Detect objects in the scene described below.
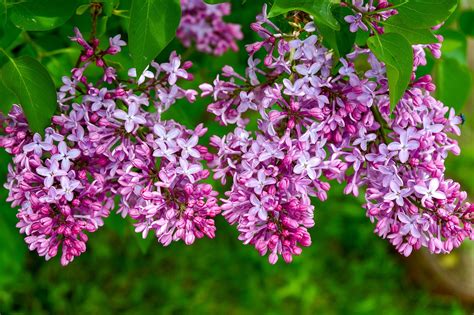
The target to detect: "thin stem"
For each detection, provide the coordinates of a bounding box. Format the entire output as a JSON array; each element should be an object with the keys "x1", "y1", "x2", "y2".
[{"x1": 90, "y1": 2, "x2": 102, "y2": 41}]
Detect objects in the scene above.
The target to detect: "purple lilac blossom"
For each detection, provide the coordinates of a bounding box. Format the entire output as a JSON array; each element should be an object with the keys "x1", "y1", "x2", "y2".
[
  {"x1": 201, "y1": 4, "x2": 473, "y2": 264},
  {"x1": 177, "y1": 0, "x2": 243, "y2": 56},
  {"x1": 0, "y1": 28, "x2": 219, "y2": 266}
]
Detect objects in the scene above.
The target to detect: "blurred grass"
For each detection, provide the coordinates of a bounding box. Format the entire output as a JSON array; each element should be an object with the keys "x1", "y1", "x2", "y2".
[{"x1": 0, "y1": 0, "x2": 473, "y2": 314}]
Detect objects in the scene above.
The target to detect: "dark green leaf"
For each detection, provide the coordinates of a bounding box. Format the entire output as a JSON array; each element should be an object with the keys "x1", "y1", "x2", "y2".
[
  {"x1": 459, "y1": 10, "x2": 474, "y2": 37},
  {"x1": 129, "y1": 0, "x2": 181, "y2": 75},
  {"x1": 269, "y1": 0, "x2": 340, "y2": 30},
  {"x1": 435, "y1": 57, "x2": 472, "y2": 111},
  {"x1": 0, "y1": 78, "x2": 18, "y2": 111},
  {"x1": 0, "y1": 20, "x2": 22, "y2": 50},
  {"x1": 318, "y1": 7, "x2": 356, "y2": 58},
  {"x1": 0, "y1": 54, "x2": 57, "y2": 133},
  {"x1": 0, "y1": 0, "x2": 7, "y2": 29},
  {"x1": 367, "y1": 33, "x2": 413, "y2": 112},
  {"x1": 383, "y1": 22, "x2": 437, "y2": 44},
  {"x1": 355, "y1": 29, "x2": 370, "y2": 47},
  {"x1": 389, "y1": 0, "x2": 457, "y2": 29},
  {"x1": 9, "y1": 0, "x2": 79, "y2": 31}
]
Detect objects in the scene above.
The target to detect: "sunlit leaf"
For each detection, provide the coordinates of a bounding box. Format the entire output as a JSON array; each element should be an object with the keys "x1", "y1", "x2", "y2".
[{"x1": 128, "y1": 0, "x2": 181, "y2": 75}]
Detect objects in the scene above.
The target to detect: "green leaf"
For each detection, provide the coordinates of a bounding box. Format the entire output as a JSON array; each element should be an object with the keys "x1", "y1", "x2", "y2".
[
  {"x1": 318, "y1": 7, "x2": 356, "y2": 58},
  {"x1": 439, "y1": 29, "x2": 467, "y2": 64},
  {"x1": 0, "y1": 78, "x2": 18, "y2": 112},
  {"x1": 9, "y1": 0, "x2": 79, "y2": 31},
  {"x1": 97, "y1": 0, "x2": 116, "y2": 17},
  {"x1": 128, "y1": 0, "x2": 181, "y2": 75},
  {"x1": 435, "y1": 58, "x2": 472, "y2": 111},
  {"x1": 383, "y1": 22, "x2": 437, "y2": 44},
  {"x1": 76, "y1": 4, "x2": 90, "y2": 15},
  {"x1": 367, "y1": 33, "x2": 413, "y2": 112},
  {"x1": 459, "y1": 10, "x2": 474, "y2": 37},
  {"x1": 269, "y1": 0, "x2": 340, "y2": 30},
  {"x1": 0, "y1": 0, "x2": 7, "y2": 29},
  {"x1": 0, "y1": 54, "x2": 57, "y2": 133},
  {"x1": 389, "y1": 0, "x2": 458, "y2": 29},
  {"x1": 97, "y1": 15, "x2": 109, "y2": 37},
  {"x1": 0, "y1": 20, "x2": 21, "y2": 50},
  {"x1": 355, "y1": 29, "x2": 370, "y2": 46}
]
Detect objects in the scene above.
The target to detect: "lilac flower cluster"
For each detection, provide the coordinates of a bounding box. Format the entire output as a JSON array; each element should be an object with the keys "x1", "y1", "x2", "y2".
[
  {"x1": 201, "y1": 5, "x2": 473, "y2": 263},
  {"x1": 177, "y1": 0, "x2": 243, "y2": 55},
  {"x1": 343, "y1": 0, "x2": 398, "y2": 33},
  {"x1": 0, "y1": 28, "x2": 219, "y2": 265}
]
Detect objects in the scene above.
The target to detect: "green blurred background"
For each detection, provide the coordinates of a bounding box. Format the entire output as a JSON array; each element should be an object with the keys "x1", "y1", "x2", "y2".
[{"x1": 0, "y1": 0, "x2": 473, "y2": 314}]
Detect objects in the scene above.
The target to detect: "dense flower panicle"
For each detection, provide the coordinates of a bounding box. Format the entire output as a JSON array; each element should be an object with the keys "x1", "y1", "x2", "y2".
[
  {"x1": 202, "y1": 4, "x2": 473, "y2": 263},
  {"x1": 0, "y1": 1, "x2": 472, "y2": 267},
  {"x1": 178, "y1": 0, "x2": 243, "y2": 55},
  {"x1": 1, "y1": 105, "x2": 115, "y2": 266},
  {"x1": 0, "y1": 28, "x2": 219, "y2": 265}
]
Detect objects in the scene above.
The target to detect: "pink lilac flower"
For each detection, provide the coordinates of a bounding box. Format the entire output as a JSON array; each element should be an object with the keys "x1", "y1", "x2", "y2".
[
  {"x1": 202, "y1": 3, "x2": 472, "y2": 264},
  {"x1": 0, "y1": 28, "x2": 219, "y2": 266},
  {"x1": 177, "y1": 0, "x2": 243, "y2": 56},
  {"x1": 113, "y1": 103, "x2": 146, "y2": 133},
  {"x1": 345, "y1": 13, "x2": 368, "y2": 32}
]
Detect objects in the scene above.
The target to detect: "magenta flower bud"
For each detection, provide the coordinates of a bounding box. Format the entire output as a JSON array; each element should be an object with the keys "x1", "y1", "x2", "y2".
[
  {"x1": 245, "y1": 41, "x2": 264, "y2": 54},
  {"x1": 96, "y1": 58, "x2": 105, "y2": 67},
  {"x1": 282, "y1": 251, "x2": 293, "y2": 263},
  {"x1": 263, "y1": 55, "x2": 272, "y2": 67},
  {"x1": 85, "y1": 48, "x2": 94, "y2": 57},
  {"x1": 377, "y1": 0, "x2": 390, "y2": 9},
  {"x1": 282, "y1": 217, "x2": 299, "y2": 229},
  {"x1": 278, "y1": 177, "x2": 290, "y2": 190},
  {"x1": 250, "y1": 22, "x2": 263, "y2": 33},
  {"x1": 76, "y1": 170, "x2": 87, "y2": 180},
  {"x1": 182, "y1": 60, "x2": 193, "y2": 69},
  {"x1": 346, "y1": 124, "x2": 357, "y2": 135}
]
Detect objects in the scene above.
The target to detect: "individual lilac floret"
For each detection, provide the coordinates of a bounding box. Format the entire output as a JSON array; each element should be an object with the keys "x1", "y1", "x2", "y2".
[{"x1": 177, "y1": 0, "x2": 243, "y2": 56}]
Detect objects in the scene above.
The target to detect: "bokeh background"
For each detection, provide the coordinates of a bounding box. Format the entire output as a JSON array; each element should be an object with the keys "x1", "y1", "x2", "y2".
[{"x1": 0, "y1": 0, "x2": 473, "y2": 314}]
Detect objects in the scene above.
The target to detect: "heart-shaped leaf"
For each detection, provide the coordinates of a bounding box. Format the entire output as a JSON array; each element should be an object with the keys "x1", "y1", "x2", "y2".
[{"x1": 128, "y1": 0, "x2": 181, "y2": 75}]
